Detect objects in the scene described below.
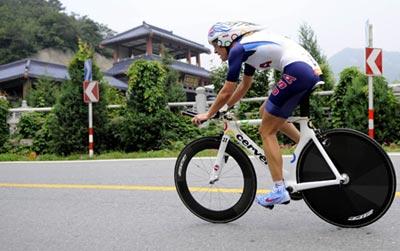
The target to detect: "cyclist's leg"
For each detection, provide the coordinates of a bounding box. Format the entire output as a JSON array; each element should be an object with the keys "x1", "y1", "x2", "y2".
[
  {"x1": 259, "y1": 111, "x2": 286, "y2": 182},
  {"x1": 260, "y1": 101, "x2": 300, "y2": 143},
  {"x1": 257, "y1": 111, "x2": 291, "y2": 207},
  {"x1": 279, "y1": 120, "x2": 300, "y2": 143},
  {"x1": 256, "y1": 62, "x2": 319, "y2": 208}
]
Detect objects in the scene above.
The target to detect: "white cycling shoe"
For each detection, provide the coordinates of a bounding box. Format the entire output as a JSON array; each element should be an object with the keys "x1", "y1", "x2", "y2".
[{"x1": 256, "y1": 185, "x2": 290, "y2": 209}]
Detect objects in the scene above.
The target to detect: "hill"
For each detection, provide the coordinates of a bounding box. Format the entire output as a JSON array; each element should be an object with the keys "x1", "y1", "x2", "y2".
[
  {"x1": 328, "y1": 48, "x2": 400, "y2": 83},
  {"x1": 0, "y1": 0, "x2": 115, "y2": 65}
]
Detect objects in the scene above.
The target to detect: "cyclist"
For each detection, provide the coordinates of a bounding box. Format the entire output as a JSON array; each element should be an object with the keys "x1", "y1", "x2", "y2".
[{"x1": 192, "y1": 21, "x2": 322, "y2": 208}]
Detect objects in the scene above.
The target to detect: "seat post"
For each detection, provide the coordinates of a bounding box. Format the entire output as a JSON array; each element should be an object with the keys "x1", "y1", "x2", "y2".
[
  {"x1": 300, "y1": 96, "x2": 310, "y2": 117},
  {"x1": 299, "y1": 81, "x2": 325, "y2": 117}
]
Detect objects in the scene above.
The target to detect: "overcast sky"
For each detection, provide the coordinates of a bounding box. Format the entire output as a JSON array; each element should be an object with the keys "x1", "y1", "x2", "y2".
[{"x1": 60, "y1": 0, "x2": 399, "y2": 69}]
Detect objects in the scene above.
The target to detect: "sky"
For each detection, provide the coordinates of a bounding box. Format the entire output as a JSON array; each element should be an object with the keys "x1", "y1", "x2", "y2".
[{"x1": 59, "y1": 0, "x2": 400, "y2": 70}]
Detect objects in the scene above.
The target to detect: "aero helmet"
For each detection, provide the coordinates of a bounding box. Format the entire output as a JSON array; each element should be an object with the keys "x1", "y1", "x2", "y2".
[{"x1": 208, "y1": 21, "x2": 263, "y2": 47}]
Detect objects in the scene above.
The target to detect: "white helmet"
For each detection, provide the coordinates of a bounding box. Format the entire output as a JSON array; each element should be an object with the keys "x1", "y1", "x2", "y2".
[{"x1": 208, "y1": 21, "x2": 263, "y2": 47}]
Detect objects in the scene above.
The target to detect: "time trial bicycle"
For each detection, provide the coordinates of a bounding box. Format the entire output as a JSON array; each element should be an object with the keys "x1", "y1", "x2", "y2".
[{"x1": 174, "y1": 83, "x2": 396, "y2": 228}]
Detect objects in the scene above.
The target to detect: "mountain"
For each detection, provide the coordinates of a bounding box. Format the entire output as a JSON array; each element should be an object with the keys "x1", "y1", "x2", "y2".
[{"x1": 328, "y1": 48, "x2": 400, "y2": 83}]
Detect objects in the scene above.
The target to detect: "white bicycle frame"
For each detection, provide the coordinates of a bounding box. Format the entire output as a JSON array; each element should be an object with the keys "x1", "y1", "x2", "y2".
[{"x1": 209, "y1": 114, "x2": 348, "y2": 192}]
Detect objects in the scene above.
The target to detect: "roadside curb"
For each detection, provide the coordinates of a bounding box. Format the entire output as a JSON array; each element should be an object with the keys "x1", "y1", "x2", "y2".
[{"x1": 1, "y1": 153, "x2": 399, "y2": 164}]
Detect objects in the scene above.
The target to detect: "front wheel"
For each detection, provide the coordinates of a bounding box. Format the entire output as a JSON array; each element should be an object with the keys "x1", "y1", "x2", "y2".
[
  {"x1": 174, "y1": 136, "x2": 257, "y2": 223},
  {"x1": 297, "y1": 128, "x2": 396, "y2": 228}
]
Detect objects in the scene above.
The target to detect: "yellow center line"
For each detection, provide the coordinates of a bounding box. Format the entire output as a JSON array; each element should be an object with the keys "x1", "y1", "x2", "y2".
[
  {"x1": 0, "y1": 183, "x2": 249, "y2": 193},
  {"x1": 0, "y1": 183, "x2": 176, "y2": 191},
  {"x1": 0, "y1": 183, "x2": 399, "y2": 197}
]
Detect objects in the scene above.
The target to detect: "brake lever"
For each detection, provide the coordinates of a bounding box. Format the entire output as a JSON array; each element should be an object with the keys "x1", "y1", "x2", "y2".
[{"x1": 181, "y1": 108, "x2": 229, "y2": 123}]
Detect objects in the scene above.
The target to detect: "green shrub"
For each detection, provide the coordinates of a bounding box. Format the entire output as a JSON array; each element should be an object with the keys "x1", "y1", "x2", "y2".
[
  {"x1": 118, "y1": 60, "x2": 169, "y2": 151},
  {"x1": 32, "y1": 113, "x2": 55, "y2": 154},
  {"x1": 49, "y1": 41, "x2": 109, "y2": 155},
  {"x1": 127, "y1": 59, "x2": 167, "y2": 113},
  {"x1": 161, "y1": 50, "x2": 186, "y2": 103},
  {"x1": 26, "y1": 77, "x2": 60, "y2": 107},
  {"x1": 310, "y1": 92, "x2": 332, "y2": 130},
  {"x1": 332, "y1": 67, "x2": 400, "y2": 144},
  {"x1": 0, "y1": 98, "x2": 9, "y2": 152},
  {"x1": 103, "y1": 82, "x2": 126, "y2": 106},
  {"x1": 331, "y1": 67, "x2": 362, "y2": 128},
  {"x1": 119, "y1": 109, "x2": 169, "y2": 151},
  {"x1": 18, "y1": 112, "x2": 45, "y2": 139}
]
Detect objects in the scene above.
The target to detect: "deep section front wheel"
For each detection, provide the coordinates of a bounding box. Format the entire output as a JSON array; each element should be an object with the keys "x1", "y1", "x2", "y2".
[
  {"x1": 175, "y1": 136, "x2": 257, "y2": 223},
  {"x1": 297, "y1": 128, "x2": 396, "y2": 228}
]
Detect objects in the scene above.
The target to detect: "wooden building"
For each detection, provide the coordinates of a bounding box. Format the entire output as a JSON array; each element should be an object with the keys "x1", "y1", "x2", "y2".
[
  {"x1": 0, "y1": 59, "x2": 127, "y2": 102},
  {"x1": 101, "y1": 22, "x2": 214, "y2": 101}
]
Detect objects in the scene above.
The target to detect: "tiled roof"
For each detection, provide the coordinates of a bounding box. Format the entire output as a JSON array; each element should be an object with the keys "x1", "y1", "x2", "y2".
[
  {"x1": 104, "y1": 74, "x2": 128, "y2": 91},
  {"x1": 106, "y1": 54, "x2": 210, "y2": 79},
  {"x1": 0, "y1": 59, "x2": 128, "y2": 90},
  {"x1": 101, "y1": 21, "x2": 210, "y2": 54},
  {"x1": 0, "y1": 59, "x2": 68, "y2": 82}
]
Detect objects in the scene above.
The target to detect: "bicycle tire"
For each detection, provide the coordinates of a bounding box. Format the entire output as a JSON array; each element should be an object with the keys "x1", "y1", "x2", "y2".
[
  {"x1": 297, "y1": 128, "x2": 396, "y2": 228},
  {"x1": 175, "y1": 136, "x2": 257, "y2": 223}
]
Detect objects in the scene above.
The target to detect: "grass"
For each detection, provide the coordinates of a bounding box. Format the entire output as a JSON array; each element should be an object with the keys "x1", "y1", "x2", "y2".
[
  {"x1": 0, "y1": 150, "x2": 181, "y2": 162},
  {"x1": 0, "y1": 144, "x2": 399, "y2": 162}
]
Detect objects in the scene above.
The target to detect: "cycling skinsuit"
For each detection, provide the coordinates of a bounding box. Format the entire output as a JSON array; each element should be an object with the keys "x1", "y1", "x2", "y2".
[{"x1": 226, "y1": 31, "x2": 322, "y2": 119}]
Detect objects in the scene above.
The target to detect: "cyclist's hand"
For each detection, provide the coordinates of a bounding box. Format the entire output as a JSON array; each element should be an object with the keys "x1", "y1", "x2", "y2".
[{"x1": 192, "y1": 113, "x2": 210, "y2": 126}]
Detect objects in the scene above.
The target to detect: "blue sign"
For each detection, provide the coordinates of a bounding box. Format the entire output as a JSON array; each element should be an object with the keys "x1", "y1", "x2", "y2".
[{"x1": 84, "y1": 59, "x2": 93, "y2": 81}]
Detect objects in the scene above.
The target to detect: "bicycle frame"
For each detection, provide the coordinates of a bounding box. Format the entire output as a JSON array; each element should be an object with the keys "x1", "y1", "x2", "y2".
[{"x1": 210, "y1": 114, "x2": 347, "y2": 192}]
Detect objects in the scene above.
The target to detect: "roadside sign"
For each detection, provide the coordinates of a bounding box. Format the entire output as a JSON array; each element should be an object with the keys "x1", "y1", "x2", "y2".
[
  {"x1": 83, "y1": 81, "x2": 99, "y2": 103},
  {"x1": 365, "y1": 48, "x2": 383, "y2": 76}
]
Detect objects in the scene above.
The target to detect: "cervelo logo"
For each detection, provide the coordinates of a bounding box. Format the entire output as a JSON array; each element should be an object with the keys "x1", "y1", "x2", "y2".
[{"x1": 236, "y1": 134, "x2": 267, "y2": 165}]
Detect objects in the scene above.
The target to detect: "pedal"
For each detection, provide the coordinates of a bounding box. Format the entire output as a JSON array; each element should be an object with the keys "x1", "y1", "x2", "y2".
[
  {"x1": 289, "y1": 192, "x2": 303, "y2": 201},
  {"x1": 264, "y1": 200, "x2": 290, "y2": 210}
]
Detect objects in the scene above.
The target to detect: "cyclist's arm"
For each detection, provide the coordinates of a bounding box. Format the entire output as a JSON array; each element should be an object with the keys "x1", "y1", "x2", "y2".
[
  {"x1": 206, "y1": 81, "x2": 236, "y2": 117},
  {"x1": 205, "y1": 45, "x2": 246, "y2": 117},
  {"x1": 226, "y1": 73, "x2": 253, "y2": 107}
]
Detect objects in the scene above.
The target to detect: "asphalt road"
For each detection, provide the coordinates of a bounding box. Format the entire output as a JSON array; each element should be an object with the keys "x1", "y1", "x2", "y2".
[{"x1": 0, "y1": 155, "x2": 399, "y2": 251}]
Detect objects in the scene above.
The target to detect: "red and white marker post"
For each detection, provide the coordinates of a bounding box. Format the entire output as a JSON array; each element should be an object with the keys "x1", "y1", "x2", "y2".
[
  {"x1": 83, "y1": 60, "x2": 100, "y2": 158},
  {"x1": 365, "y1": 21, "x2": 383, "y2": 139}
]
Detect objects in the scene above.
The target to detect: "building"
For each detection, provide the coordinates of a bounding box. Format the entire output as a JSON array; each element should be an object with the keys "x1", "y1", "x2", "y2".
[
  {"x1": 0, "y1": 58, "x2": 127, "y2": 102},
  {"x1": 0, "y1": 22, "x2": 214, "y2": 103},
  {"x1": 101, "y1": 21, "x2": 214, "y2": 101}
]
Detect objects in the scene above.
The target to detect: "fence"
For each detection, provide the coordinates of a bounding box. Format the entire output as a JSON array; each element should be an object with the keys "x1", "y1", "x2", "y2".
[{"x1": 7, "y1": 87, "x2": 333, "y2": 133}]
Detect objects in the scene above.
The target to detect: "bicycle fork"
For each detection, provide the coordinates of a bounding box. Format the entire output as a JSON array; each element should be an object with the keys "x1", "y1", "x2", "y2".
[{"x1": 209, "y1": 134, "x2": 230, "y2": 184}]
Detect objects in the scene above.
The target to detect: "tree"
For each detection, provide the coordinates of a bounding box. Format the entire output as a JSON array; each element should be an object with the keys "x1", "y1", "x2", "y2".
[
  {"x1": 0, "y1": 0, "x2": 114, "y2": 64},
  {"x1": 26, "y1": 77, "x2": 60, "y2": 107},
  {"x1": 331, "y1": 67, "x2": 363, "y2": 128},
  {"x1": 237, "y1": 69, "x2": 272, "y2": 119},
  {"x1": 332, "y1": 67, "x2": 400, "y2": 143},
  {"x1": 297, "y1": 23, "x2": 336, "y2": 129},
  {"x1": 298, "y1": 23, "x2": 335, "y2": 90},
  {"x1": 49, "y1": 41, "x2": 109, "y2": 155},
  {"x1": 160, "y1": 49, "x2": 186, "y2": 103},
  {"x1": 116, "y1": 60, "x2": 170, "y2": 151},
  {"x1": 210, "y1": 64, "x2": 228, "y2": 93},
  {"x1": 0, "y1": 1, "x2": 39, "y2": 63},
  {"x1": 127, "y1": 60, "x2": 167, "y2": 113}
]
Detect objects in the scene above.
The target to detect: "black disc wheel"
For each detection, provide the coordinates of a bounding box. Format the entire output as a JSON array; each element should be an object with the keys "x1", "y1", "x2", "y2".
[
  {"x1": 297, "y1": 129, "x2": 396, "y2": 228},
  {"x1": 174, "y1": 136, "x2": 257, "y2": 223}
]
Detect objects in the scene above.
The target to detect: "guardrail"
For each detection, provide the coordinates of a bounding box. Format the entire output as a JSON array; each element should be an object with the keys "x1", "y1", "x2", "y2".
[{"x1": 7, "y1": 87, "x2": 333, "y2": 133}]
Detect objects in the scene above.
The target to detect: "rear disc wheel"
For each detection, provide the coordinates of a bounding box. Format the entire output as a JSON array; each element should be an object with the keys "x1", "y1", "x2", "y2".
[{"x1": 297, "y1": 129, "x2": 396, "y2": 228}]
